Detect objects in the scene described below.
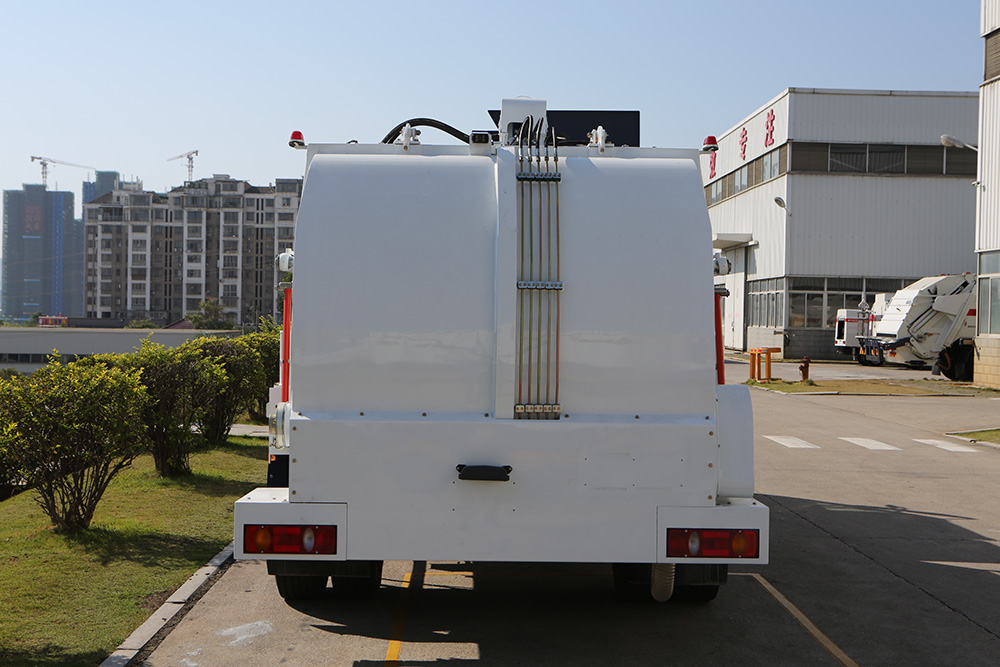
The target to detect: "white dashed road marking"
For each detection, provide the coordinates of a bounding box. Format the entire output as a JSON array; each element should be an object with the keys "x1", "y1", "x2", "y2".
[
  {"x1": 913, "y1": 439, "x2": 979, "y2": 453},
  {"x1": 764, "y1": 435, "x2": 821, "y2": 449},
  {"x1": 839, "y1": 437, "x2": 901, "y2": 451}
]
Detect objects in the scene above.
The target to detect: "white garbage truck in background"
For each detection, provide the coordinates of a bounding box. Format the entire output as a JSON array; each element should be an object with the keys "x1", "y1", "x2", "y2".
[
  {"x1": 853, "y1": 274, "x2": 978, "y2": 380},
  {"x1": 234, "y1": 98, "x2": 768, "y2": 603}
]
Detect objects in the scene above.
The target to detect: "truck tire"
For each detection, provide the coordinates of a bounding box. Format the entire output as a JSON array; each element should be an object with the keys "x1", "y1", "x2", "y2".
[
  {"x1": 274, "y1": 574, "x2": 327, "y2": 600},
  {"x1": 672, "y1": 563, "x2": 725, "y2": 602},
  {"x1": 333, "y1": 560, "x2": 383, "y2": 598},
  {"x1": 940, "y1": 345, "x2": 974, "y2": 382}
]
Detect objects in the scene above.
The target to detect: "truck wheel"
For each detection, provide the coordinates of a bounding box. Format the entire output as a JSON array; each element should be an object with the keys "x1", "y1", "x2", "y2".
[
  {"x1": 334, "y1": 561, "x2": 384, "y2": 598},
  {"x1": 941, "y1": 345, "x2": 974, "y2": 381},
  {"x1": 855, "y1": 352, "x2": 871, "y2": 366},
  {"x1": 274, "y1": 574, "x2": 327, "y2": 600}
]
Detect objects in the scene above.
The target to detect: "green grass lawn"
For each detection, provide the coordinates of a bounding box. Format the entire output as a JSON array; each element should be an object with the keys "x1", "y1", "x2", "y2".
[
  {"x1": 0, "y1": 436, "x2": 266, "y2": 667},
  {"x1": 954, "y1": 428, "x2": 1000, "y2": 444},
  {"x1": 745, "y1": 378, "x2": 997, "y2": 396}
]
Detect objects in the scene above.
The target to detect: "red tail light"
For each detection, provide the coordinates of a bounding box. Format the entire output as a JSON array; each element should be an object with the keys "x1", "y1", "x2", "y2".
[
  {"x1": 244, "y1": 525, "x2": 337, "y2": 554},
  {"x1": 667, "y1": 528, "x2": 759, "y2": 558}
]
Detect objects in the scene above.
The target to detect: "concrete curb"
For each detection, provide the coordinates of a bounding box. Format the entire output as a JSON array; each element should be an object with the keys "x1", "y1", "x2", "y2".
[{"x1": 99, "y1": 542, "x2": 234, "y2": 667}]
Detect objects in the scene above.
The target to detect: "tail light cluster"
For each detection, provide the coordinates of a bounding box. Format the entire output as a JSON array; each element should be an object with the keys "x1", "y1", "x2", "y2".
[
  {"x1": 667, "y1": 528, "x2": 759, "y2": 558},
  {"x1": 244, "y1": 525, "x2": 337, "y2": 555}
]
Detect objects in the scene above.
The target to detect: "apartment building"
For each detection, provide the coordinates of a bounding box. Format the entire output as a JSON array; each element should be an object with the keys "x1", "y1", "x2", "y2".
[
  {"x1": 84, "y1": 174, "x2": 301, "y2": 325},
  {"x1": 2, "y1": 184, "x2": 82, "y2": 320}
]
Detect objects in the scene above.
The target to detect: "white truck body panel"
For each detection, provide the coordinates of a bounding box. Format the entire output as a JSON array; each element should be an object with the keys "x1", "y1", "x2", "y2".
[{"x1": 236, "y1": 104, "x2": 767, "y2": 567}]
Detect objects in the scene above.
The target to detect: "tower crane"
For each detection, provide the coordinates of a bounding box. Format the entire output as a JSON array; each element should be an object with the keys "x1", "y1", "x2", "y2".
[
  {"x1": 167, "y1": 150, "x2": 199, "y2": 181},
  {"x1": 30, "y1": 156, "x2": 95, "y2": 187}
]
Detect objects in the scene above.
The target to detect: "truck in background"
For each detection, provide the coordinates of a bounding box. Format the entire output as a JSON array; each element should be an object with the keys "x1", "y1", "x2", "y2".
[
  {"x1": 834, "y1": 293, "x2": 890, "y2": 365},
  {"x1": 234, "y1": 98, "x2": 768, "y2": 604},
  {"x1": 853, "y1": 274, "x2": 977, "y2": 380}
]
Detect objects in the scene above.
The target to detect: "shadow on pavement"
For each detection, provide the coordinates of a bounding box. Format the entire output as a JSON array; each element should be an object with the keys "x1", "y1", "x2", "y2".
[{"x1": 269, "y1": 494, "x2": 1000, "y2": 666}]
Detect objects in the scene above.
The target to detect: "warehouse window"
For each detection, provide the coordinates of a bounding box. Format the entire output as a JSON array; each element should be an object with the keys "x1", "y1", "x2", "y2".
[
  {"x1": 986, "y1": 29, "x2": 1000, "y2": 81},
  {"x1": 980, "y1": 251, "x2": 1000, "y2": 335},
  {"x1": 868, "y1": 145, "x2": 905, "y2": 173},
  {"x1": 945, "y1": 147, "x2": 977, "y2": 176},
  {"x1": 830, "y1": 144, "x2": 867, "y2": 172}
]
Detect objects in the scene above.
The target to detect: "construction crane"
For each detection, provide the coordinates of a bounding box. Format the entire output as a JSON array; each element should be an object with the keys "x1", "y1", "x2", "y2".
[
  {"x1": 30, "y1": 156, "x2": 95, "y2": 187},
  {"x1": 167, "y1": 150, "x2": 199, "y2": 181}
]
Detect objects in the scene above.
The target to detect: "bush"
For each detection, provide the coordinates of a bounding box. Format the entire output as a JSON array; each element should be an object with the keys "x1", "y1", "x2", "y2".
[
  {"x1": 184, "y1": 336, "x2": 262, "y2": 446},
  {"x1": 0, "y1": 361, "x2": 149, "y2": 531},
  {"x1": 77, "y1": 343, "x2": 227, "y2": 477},
  {"x1": 240, "y1": 327, "x2": 280, "y2": 420}
]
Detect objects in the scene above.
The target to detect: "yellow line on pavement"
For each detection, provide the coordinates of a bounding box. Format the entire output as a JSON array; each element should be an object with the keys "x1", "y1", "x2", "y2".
[
  {"x1": 385, "y1": 562, "x2": 425, "y2": 667},
  {"x1": 748, "y1": 573, "x2": 860, "y2": 667}
]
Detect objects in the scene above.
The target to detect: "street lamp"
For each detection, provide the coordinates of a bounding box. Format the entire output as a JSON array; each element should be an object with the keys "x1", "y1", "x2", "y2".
[
  {"x1": 940, "y1": 134, "x2": 978, "y2": 152},
  {"x1": 774, "y1": 196, "x2": 790, "y2": 216}
]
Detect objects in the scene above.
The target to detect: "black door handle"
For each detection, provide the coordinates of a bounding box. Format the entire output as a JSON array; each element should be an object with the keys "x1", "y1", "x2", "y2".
[{"x1": 456, "y1": 464, "x2": 512, "y2": 481}]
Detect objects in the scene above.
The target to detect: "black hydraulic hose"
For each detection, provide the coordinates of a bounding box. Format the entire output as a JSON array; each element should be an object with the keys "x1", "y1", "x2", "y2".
[{"x1": 380, "y1": 118, "x2": 470, "y2": 145}]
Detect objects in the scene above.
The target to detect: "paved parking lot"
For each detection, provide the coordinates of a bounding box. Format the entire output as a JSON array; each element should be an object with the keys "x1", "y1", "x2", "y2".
[{"x1": 140, "y1": 362, "x2": 1000, "y2": 666}]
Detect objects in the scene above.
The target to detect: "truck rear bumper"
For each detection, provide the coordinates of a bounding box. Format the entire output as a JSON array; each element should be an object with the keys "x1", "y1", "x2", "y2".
[{"x1": 235, "y1": 487, "x2": 769, "y2": 565}]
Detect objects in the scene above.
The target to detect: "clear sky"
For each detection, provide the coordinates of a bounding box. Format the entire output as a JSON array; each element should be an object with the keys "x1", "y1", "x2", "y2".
[{"x1": 0, "y1": 0, "x2": 984, "y2": 264}]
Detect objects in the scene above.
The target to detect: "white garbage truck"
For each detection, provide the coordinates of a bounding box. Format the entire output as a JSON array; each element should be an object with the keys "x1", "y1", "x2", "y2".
[
  {"x1": 855, "y1": 274, "x2": 977, "y2": 380},
  {"x1": 234, "y1": 98, "x2": 768, "y2": 603}
]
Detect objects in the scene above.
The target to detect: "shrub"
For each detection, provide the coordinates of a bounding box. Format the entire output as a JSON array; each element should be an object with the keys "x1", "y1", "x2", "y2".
[
  {"x1": 184, "y1": 336, "x2": 262, "y2": 446},
  {"x1": 0, "y1": 361, "x2": 149, "y2": 531},
  {"x1": 240, "y1": 328, "x2": 280, "y2": 420},
  {"x1": 77, "y1": 343, "x2": 227, "y2": 477}
]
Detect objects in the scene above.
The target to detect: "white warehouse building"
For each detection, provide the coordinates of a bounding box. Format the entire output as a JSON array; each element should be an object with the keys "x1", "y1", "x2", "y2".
[
  {"x1": 976, "y1": 2, "x2": 1000, "y2": 389},
  {"x1": 703, "y1": 88, "x2": 978, "y2": 360}
]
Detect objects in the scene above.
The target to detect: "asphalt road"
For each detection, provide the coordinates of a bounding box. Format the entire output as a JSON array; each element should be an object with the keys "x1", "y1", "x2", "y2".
[{"x1": 142, "y1": 363, "x2": 1000, "y2": 666}]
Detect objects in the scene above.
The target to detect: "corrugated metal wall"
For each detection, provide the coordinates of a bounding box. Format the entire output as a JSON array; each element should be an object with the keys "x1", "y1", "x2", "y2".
[
  {"x1": 788, "y1": 90, "x2": 978, "y2": 145},
  {"x1": 708, "y1": 178, "x2": 788, "y2": 279},
  {"x1": 980, "y1": 83, "x2": 1000, "y2": 251},
  {"x1": 983, "y1": 0, "x2": 1000, "y2": 36},
  {"x1": 788, "y1": 174, "x2": 976, "y2": 277}
]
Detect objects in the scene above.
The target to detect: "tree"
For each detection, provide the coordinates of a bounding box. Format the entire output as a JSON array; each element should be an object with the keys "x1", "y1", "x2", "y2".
[
  {"x1": 189, "y1": 298, "x2": 235, "y2": 330},
  {"x1": 0, "y1": 361, "x2": 149, "y2": 531},
  {"x1": 183, "y1": 336, "x2": 262, "y2": 446}
]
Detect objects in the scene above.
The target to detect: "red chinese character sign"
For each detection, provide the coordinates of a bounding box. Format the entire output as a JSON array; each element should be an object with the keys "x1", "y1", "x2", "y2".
[
  {"x1": 739, "y1": 128, "x2": 748, "y2": 160},
  {"x1": 764, "y1": 109, "x2": 775, "y2": 147},
  {"x1": 709, "y1": 151, "x2": 717, "y2": 179}
]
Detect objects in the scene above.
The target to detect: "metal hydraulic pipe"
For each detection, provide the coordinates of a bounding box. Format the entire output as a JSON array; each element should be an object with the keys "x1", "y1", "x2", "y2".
[
  {"x1": 544, "y1": 139, "x2": 552, "y2": 413},
  {"x1": 525, "y1": 121, "x2": 534, "y2": 408},
  {"x1": 517, "y1": 123, "x2": 532, "y2": 412},
  {"x1": 535, "y1": 124, "x2": 544, "y2": 418},
  {"x1": 553, "y1": 128, "x2": 561, "y2": 410}
]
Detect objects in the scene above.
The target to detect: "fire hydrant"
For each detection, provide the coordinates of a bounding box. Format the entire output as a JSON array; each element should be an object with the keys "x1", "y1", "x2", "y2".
[{"x1": 799, "y1": 357, "x2": 810, "y2": 381}]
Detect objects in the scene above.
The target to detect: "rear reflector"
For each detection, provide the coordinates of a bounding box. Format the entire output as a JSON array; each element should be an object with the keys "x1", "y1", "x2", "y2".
[
  {"x1": 667, "y1": 528, "x2": 759, "y2": 558},
  {"x1": 243, "y1": 525, "x2": 337, "y2": 555}
]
